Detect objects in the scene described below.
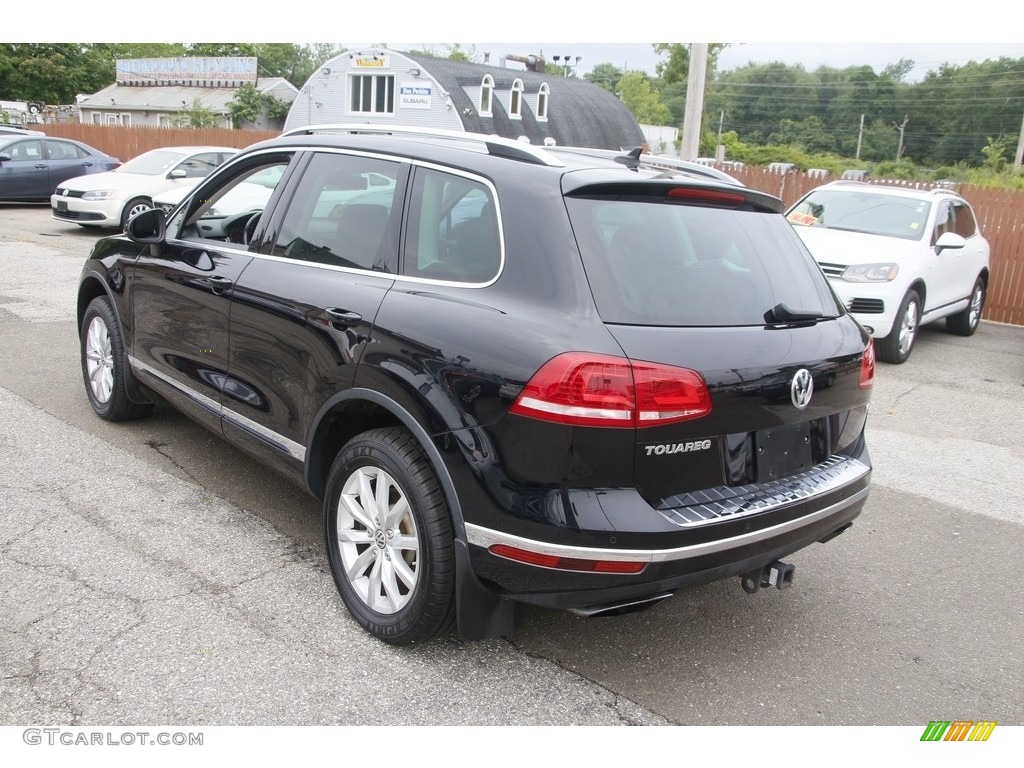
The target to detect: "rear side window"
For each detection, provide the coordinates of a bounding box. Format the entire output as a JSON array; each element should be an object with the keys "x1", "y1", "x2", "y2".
[
  {"x1": 47, "y1": 140, "x2": 87, "y2": 160},
  {"x1": 175, "y1": 152, "x2": 227, "y2": 178},
  {"x1": 402, "y1": 167, "x2": 501, "y2": 283},
  {"x1": 567, "y1": 198, "x2": 842, "y2": 327},
  {"x1": 952, "y1": 201, "x2": 978, "y2": 238}
]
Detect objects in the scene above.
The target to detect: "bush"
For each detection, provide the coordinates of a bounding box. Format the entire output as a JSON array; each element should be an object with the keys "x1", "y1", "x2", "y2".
[{"x1": 873, "y1": 160, "x2": 919, "y2": 180}]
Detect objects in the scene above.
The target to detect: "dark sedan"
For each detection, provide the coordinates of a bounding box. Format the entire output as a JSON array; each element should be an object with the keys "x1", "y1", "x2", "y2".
[{"x1": 0, "y1": 136, "x2": 120, "y2": 202}]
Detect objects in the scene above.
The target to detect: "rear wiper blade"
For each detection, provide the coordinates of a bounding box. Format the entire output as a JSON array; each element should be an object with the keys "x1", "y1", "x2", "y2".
[{"x1": 766, "y1": 303, "x2": 826, "y2": 324}]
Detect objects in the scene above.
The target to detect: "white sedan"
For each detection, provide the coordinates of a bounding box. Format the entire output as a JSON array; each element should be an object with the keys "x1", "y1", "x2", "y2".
[{"x1": 51, "y1": 145, "x2": 237, "y2": 229}]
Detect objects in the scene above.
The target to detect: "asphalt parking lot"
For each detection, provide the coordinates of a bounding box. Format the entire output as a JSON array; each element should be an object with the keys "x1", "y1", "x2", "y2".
[{"x1": 1, "y1": 204, "x2": 1022, "y2": 730}]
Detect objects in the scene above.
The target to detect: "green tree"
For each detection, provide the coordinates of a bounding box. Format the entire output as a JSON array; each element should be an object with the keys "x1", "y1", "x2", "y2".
[
  {"x1": 0, "y1": 44, "x2": 114, "y2": 104},
  {"x1": 185, "y1": 43, "x2": 257, "y2": 58},
  {"x1": 857, "y1": 118, "x2": 900, "y2": 163},
  {"x1": 176, "y1": 98, "x2": 222, "y2": 128},
  {"x1": 769, "y1": 116, "x2": 834, "y2": 154},
  {"x1": 227, "y1": 83, "x2": 290, "y2": 128},
  {"x1": 616, "y1": 72, "x2": 671, "y2": 125},
  {"x1": 584, "y1": 62, "x2": 624, "y2": 93},
  {"x1": 250, "y1": 43, "x2": 345, "y2": 87},
  {"x1": 401, "y1": 44, "x2": 478, "y2": 63},
  {"x1": 980, "y1": 137, "x2": 1008, "y2": 171},
  {"x1": 905, "y1": 58, "x2": 1024, "y2": 166},
  {"x1": 712, "y1": 62, "x2": 816, "y2": 145},
  {"x1": 882, "y1": 58, "x2": 915, "y2": 82},
  {"x1": 653, "y1": 43, "x2": 728, "y2": 85}
]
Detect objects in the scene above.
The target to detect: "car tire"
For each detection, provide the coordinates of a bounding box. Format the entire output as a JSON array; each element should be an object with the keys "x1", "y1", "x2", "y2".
[
  {"x1": 877, "y1": 289, "x2": 921, "y2": 364},
  {"x1": 946, "y1": 278, "x2": 985, "y2": 337},
  {"x1": 323, "y1": 427, "x2": 456, "y2": 645},
  {"x1": 120, "y1": 197, "x2": 152, "y2": 230},
  {"x1": 80, "y1": 296, "x2": 153, "y2": 421}
]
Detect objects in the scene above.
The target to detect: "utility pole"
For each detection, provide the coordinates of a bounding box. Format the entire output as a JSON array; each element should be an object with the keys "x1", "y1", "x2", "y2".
[
  {"x1": 680, "y1": 43, "x2": 708, "y2": 161},
  {"x1": 716, "y1": 109, "x2": 725, "y2": 162},
  {"x1": 856, "y1": 114, "x2": 864, "y2": 160},
  {"x1": 1014, "y1": 105, "x2": 1024, "y2": 172},
  {"x1": 893, "y1": 114, "x2": 909, "y2": 160}
]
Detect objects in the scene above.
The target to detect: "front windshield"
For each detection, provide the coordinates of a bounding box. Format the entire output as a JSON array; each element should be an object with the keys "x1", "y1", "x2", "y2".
[
  {"x1": 116, "y1": 149, "x2": 187, "y2": 176},
  {"x1": 787, "y1": 189, "x2": 930, "y2": 240}
]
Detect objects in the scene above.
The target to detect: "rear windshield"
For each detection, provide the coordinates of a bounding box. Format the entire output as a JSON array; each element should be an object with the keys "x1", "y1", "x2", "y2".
[{"x1": 566, "y1": 197, "x2": 843, "y2": 327}]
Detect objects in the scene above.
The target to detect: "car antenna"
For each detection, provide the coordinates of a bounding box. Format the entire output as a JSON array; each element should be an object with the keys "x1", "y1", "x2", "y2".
[{"x1": 614, "y1": 146, "x2": 644, "y2": 170}]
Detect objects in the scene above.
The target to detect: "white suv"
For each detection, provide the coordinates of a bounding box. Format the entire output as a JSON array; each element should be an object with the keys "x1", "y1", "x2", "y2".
[{"x1": 786, "y1": 182, "x2": 990, "y2": 363}]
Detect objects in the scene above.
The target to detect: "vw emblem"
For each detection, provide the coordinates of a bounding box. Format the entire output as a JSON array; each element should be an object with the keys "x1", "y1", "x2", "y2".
[
  {"x1": 790, "y1": 369, "x2": 813, "y2": 410},
  {"x1": 63, "y1": 188, "x2": 69, "y2": 197},
  {"x1": 374, "y1": 529, "x2": 387, "y2": 549}
]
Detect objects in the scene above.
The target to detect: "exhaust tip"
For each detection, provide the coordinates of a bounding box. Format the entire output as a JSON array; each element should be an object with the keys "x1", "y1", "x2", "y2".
[{"x1": 569, "y1": 593, "x2": 673, "y2": 618}]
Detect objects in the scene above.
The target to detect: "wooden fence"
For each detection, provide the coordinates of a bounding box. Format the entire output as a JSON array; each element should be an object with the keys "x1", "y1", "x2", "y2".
[
  {"x1": 40, "y1": 124, "x2": 277, "y2": 159},
  {"x1": 36, "y1": 125, "x2": 1024, "y2": 326}
]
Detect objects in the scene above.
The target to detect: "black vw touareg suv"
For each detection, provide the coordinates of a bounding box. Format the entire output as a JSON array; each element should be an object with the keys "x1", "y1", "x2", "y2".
[{"x1": 77, "y1": 125, "x2": 874, "y2": 644}]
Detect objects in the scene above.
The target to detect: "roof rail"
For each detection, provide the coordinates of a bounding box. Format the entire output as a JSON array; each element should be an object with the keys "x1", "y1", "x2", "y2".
[
  {"x1": 280, "y1": 123, "x2": 564, "y2": 167},
  {"x1": 630, "y1": 152, "x2": 743, "y2": 185},
  {"x1": 549, "y1": 145, "x2": 743, "y2": 185}
]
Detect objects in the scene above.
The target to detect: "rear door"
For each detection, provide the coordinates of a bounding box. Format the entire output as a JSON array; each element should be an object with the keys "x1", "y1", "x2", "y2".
[{"x1": 45, "y1": 139, "x2": 98, "y2": 193}]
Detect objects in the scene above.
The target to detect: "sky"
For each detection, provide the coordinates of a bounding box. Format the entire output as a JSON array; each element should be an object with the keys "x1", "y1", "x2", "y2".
[{"x1": 22, "y1": 1, "x2": 1024, "y2": 84}]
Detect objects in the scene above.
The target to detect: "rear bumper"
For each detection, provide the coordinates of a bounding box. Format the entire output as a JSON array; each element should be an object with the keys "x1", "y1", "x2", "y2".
[{"x1": 462, "y1": 450, "x2": 870, "y2": 611}]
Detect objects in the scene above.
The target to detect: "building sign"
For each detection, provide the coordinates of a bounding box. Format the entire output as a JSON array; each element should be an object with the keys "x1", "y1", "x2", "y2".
[
  {"x1": 399, "y1": 83, "x2": 432, "y2": 110},
  {"x1": 352, "y1": 55, "x2": 391, "y2": 69},
  {"x1": 116, "y1": 57, "x2": 258, "y2": 87}
]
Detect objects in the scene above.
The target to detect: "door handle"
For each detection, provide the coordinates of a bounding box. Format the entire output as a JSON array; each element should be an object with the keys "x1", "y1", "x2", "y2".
[
  {"x1": 207, "y1": 275, "x2": 234, "y2": 293},
  {"x1": 324, "y1": 308, "x2": 362, "y2": 327},
  {"x1": 34, "y1": 163, "x2": 47, "y2": 169}
]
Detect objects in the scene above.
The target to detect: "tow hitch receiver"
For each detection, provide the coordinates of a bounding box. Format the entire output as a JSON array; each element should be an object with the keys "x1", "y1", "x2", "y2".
[{"x1": 741, "y1": 560, "x2": 795, "y2": 593}]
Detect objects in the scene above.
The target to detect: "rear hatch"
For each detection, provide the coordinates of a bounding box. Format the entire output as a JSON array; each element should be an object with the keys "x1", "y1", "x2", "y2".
[{"x1": 563, "y1": 176, "x2": 872, "y2": 507}]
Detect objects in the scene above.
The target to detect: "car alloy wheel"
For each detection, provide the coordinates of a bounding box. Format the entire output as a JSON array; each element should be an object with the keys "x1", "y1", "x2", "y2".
[
  {"x1": 947, "y1": 278, "x2": 985, "y2": 337},
  {"x1": 877, "y1": 289, "x2": 921, "y2": 364},
  {"x1": 897, "y1": 298, "x2": 918, "y2": 356},
  {"x1": 79, "y1": 296, "x2": 153, "y2": 421},
  {"x1": 337, "y1": 464, "x2": 421, "y2": 614},
  {"x1": 324, "y1": 427, "x2": 455, "y2": 644},
  {"x1": 85, "y1": 313, "x2": 114, "y2": 404}
]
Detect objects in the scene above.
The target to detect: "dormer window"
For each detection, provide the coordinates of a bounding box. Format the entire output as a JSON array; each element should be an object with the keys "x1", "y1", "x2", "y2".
[
  {"x1": 537, "y1": 83, "x2": 549, "y2": 120},
  {"x1": 510, "y1": 78, "x2": 524, "y2": 119},
  {"x1": 480, "y1": 75, "x2": 494, "y2": 116}
]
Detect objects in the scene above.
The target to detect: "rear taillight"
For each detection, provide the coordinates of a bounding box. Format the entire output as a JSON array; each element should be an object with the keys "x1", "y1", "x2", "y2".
[
  {"x1": 510, "y1": 352, "x2": 711, "y2": 428},
  {"x1": 859, "y1": 338, "x2": 875, "y2": 389}
]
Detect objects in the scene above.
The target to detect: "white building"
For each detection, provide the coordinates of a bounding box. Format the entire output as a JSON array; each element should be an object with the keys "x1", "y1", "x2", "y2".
[
  {"x1": 77, "y1": 57, "x2": 298, "y2": 129},
  {"x1": 285, "y1": 47, "x2": 645, "y2": 151}
]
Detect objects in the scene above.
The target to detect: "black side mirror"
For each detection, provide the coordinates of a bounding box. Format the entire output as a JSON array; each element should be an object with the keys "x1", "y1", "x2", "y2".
[{"x1": 125, "y1": 207, "x2": 166, "y2": 243}]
